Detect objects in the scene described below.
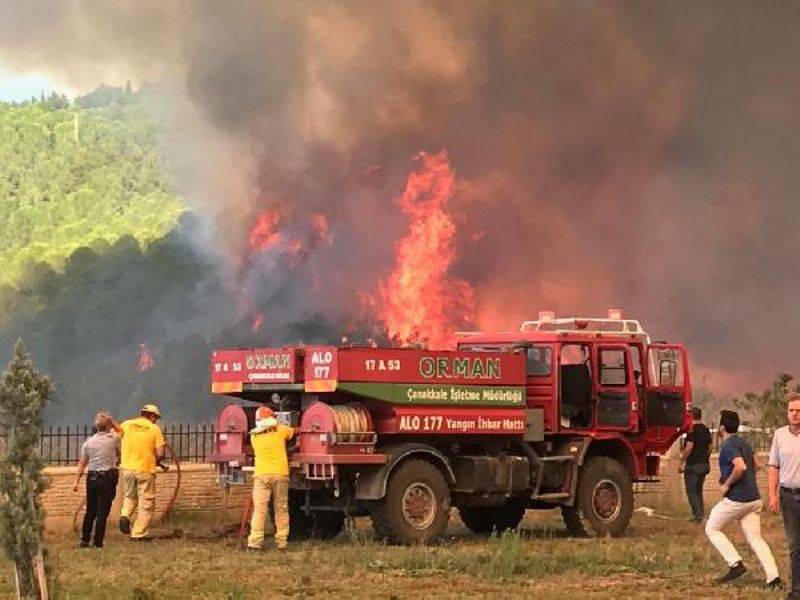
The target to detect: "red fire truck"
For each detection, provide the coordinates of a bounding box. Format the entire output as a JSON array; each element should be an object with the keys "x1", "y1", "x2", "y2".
[{"x1": 210, "y1": 311, "x2": 691, "y2": 544}]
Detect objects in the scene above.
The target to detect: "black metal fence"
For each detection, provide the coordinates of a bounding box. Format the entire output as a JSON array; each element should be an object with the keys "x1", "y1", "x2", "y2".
[
  {"x1": 699, "y1": 425, "x2": 774, "y2": 454},
  {"x1": 10, "y1": 423, "x2": 783, "y2": 465},
  {"x1": 740, "y1": 429, "x2": 775, "y2": 453},
  {"x1": 30, "y1": 423, "x2": 216, "y2": 465}
]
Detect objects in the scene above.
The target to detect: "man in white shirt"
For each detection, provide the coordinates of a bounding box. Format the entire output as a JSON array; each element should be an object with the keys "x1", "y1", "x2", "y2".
[{"x1": 769, "y1": 392, "x2": 800, "y2": 600}]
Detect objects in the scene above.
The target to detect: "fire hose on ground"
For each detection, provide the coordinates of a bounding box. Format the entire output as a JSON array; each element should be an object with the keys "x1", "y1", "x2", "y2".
[{"x1": 72, "y1": 442, "x2": 182, "y2": 535}]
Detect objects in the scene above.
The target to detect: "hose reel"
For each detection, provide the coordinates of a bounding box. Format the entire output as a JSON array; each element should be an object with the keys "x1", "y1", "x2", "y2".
[{"x1": 329, "y1": 404, "x2": 371, "y2": 442}]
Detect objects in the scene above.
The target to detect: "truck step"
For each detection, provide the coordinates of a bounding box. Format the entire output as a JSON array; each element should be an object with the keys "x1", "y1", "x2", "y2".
[
  {"x1": 533, "y1": 492, "x2": 570, "y2": 500},
  {"x1": 537, "y1": 455, "x2": 576, "y2": 463}
]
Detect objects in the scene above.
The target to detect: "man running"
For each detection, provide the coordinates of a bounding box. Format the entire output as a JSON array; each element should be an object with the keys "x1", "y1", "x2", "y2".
[{"x1": 705, "y1": 409, "x2": 781, "y2": 589}]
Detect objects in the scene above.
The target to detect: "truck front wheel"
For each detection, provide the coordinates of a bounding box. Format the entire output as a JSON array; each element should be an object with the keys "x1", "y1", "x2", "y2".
[
  {"x1": 561, "y1": 456, "x2": 633, "y2": 538},
  {"x1": 370, "y1": 459, "x2": 451, "y2": 544}
]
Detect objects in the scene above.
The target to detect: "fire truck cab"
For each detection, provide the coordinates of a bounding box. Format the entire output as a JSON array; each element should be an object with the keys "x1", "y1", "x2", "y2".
[{"x1": 455, "y1": 310, "x2": 691, "y2": 536}]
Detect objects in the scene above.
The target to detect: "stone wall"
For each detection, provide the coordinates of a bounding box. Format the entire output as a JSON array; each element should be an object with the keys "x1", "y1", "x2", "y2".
[{"x1": 42, "y1": 463, "x2": 251, "y2": 531}]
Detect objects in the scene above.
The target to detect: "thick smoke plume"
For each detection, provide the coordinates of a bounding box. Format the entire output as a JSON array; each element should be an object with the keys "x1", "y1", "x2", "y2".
[{"x1": 3, "y1": 0, "x2": 800, "y2": 421}]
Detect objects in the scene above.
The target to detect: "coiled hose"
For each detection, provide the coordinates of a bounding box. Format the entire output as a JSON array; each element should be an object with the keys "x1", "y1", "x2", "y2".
[{"x1": 329, "y1": 404, "x2": 370, "y2": 442}]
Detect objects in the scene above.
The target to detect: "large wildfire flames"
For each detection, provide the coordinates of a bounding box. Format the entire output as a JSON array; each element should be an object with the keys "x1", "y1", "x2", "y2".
[
  {"x1": 377, "y1": 151, "x2": 474, "y2": 348},
  {"x1": 239, "y1": 150, "x2": 475, "y2": 349}
]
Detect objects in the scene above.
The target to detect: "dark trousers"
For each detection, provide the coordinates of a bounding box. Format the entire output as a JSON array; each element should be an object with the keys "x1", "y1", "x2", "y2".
[
  {"x1": 81, "y1": 470, "x2": 118, "y2": 547},
  {"x1": 781, "y1": 488, "x2": 800, "y2": 597},
  {"x1": 683, "y1": 463, "x2": 709, "y2": 521}
]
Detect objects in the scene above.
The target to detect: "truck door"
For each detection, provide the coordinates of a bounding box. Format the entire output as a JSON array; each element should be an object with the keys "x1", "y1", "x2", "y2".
[
  {"x1": 644, "y1": 344, "x2": 691, "y2": 430},
  {"x1": 593, "y1": 345, "x2": 637, "y2": 431}
]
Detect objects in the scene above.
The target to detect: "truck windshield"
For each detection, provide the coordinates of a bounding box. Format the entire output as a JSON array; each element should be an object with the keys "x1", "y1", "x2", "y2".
[{"x1": 648, "y1": 347, "x2": 685, "y2": 387}]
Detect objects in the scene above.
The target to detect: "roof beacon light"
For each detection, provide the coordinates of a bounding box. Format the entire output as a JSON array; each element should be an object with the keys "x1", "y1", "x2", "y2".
[
  {"x1": 538, "y1": 310, "x2": 556, "y2": 323},
  {"x1": 519, "y1": 310, "x2": 650, "y2": 344}
]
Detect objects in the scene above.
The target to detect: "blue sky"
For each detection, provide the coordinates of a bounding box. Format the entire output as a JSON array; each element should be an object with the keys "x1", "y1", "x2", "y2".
[{"x1": 0, "y1": 63, "x2": 73, "y2": 102}]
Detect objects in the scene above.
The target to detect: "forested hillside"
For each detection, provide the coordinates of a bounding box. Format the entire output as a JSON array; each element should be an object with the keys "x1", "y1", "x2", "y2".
[
  {"x1": 0, "y1": 91, "x2": 211, "y2": 423},
  {"x1": 0, "y1": 96, "x2": 184, "y2": 285}
]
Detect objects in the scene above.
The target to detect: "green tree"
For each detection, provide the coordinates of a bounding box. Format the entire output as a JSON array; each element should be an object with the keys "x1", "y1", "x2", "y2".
[
  {"x1": 0, "y1": 340, "x2": 53, "y2": 598},
  {"x1": 734, "y1": 373, "x2": 798, "y2": 430},
  {"x1": 0, "y1": 97, "x2": 185, "y2": 286}
]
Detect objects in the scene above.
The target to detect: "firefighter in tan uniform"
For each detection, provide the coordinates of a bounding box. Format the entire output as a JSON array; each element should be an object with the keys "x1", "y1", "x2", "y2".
[
  {"x1": 119, "y1": 404, "x2": 165, "y2": 540},
  {"x1": 247, "y1": 406, "x2": 297, "y2": 550}
]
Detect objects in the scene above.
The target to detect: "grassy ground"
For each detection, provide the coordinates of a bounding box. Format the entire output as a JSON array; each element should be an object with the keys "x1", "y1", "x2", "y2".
[{"x1": 0, "y1": 508, "x2": 792, "y2": 599}]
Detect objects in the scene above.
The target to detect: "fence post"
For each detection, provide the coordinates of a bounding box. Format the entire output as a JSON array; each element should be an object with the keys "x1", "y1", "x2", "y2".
[{"x1": 201, "y1": 423, "x2": 207, "y2": 462}]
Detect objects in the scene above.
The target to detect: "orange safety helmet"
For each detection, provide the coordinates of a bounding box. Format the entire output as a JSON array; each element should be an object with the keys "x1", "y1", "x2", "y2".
[
  {"x1": 255, "y1": 406, "x2": 277, "y2": 430},
  {"x1": 255, "y1": 406, "x2": 274, "y2": 420}
]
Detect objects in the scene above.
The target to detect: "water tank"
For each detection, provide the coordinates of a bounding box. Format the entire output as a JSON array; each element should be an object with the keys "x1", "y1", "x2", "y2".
[{"x1": 215, "y1": 403, "x2": 257, "y2": 458}]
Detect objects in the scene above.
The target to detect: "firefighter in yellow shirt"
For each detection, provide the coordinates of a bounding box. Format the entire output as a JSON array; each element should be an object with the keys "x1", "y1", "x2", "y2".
[
  {"x1": 247, "y1": 406, "x2": 297, "y2": 550},
  {"x1": 119, "y1": 404, "x2": 165, "y2": 540}
]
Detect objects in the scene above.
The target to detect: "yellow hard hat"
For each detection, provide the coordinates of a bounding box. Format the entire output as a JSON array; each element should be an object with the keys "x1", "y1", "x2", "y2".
[{"x1": 141, "y1": 404, "x2": 161, "y2": 418}]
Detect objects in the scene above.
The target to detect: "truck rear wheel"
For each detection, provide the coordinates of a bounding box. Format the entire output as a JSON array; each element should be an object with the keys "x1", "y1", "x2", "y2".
[
  {"x1": 277, "y1": 490, "x2": 345, "y2": 540},
  {"x1": 289, "y1": 508, "x2": 345, "y2": 540},
  {"x1": 370, "y1": 459, "x2": 450, "y2": 544},
  {"x1": 459, "y1": 507, "x2": 495, "y2": 534},
  {"x1": 561, "y1": 456, "x2": 632, "y2": 538},
  {"x1": 460, "y1": 498, "x2": 527, "y2": 534}
]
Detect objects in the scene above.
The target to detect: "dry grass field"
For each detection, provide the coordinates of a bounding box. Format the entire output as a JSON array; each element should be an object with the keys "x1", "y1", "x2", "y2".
[{"x1": 0, "y1": 505, "x2": 792, "y2": 600}]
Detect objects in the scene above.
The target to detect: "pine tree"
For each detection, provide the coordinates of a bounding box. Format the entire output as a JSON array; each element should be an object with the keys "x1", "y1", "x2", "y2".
[{"x1": 0, "y1": 340, "x2": 53, "y2": 599}]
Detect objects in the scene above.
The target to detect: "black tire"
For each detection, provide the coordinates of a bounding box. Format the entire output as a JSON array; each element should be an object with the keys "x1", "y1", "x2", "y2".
[
  {"x1": 460, "y1": 498, "x2": 527, "y2": 534},
  {"x1": 309, "y1": 510, "x2": 346, "y2": 540},
  {"x1": 560, "y1": 505, "x2": 587, "y2": 537},
  {"x1": 287, "y1": 507, "x2": 344, "y2": 541},
  {"x1": 561, "y1": 456, "x2": 633, "y2": 538},
  {"x1": 459, "y1": 507, "x2": 496, "y2": 534},
  {"x1": 272, "y1": 490, "x2": 345, "y2": 541},
  {"x1": 369, "y1": 459, "x2": 451, "y2": 545},
  {"x1": 493, "y1": 498, "x2": 527, "y2": 532}
]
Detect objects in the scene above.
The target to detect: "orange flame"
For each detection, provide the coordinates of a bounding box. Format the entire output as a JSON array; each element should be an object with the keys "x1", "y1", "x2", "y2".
[
  {"x1": 377, "y1": 151, "x2": 474, "y2": 349},
  {"x1": 310, "y1": 213, "x2": 332, "y2": 245},
  {"x1": 284, "y1": 238, "x2": 307, "y2": 268},
  {"x1": 248, "y1": 210, "x2": 282, "y2": 253},
  {"x1": 251, "y1": 311, "x2": 264, "y2": 332},
  {"x1": 137, "y1": 343, "x2": 154, "y2": 372}
]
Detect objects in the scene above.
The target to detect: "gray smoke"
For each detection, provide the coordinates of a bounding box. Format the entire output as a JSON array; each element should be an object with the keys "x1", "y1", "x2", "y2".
[{"x1": 2, "y1": 0, "x2": 800, "y2": 398}]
